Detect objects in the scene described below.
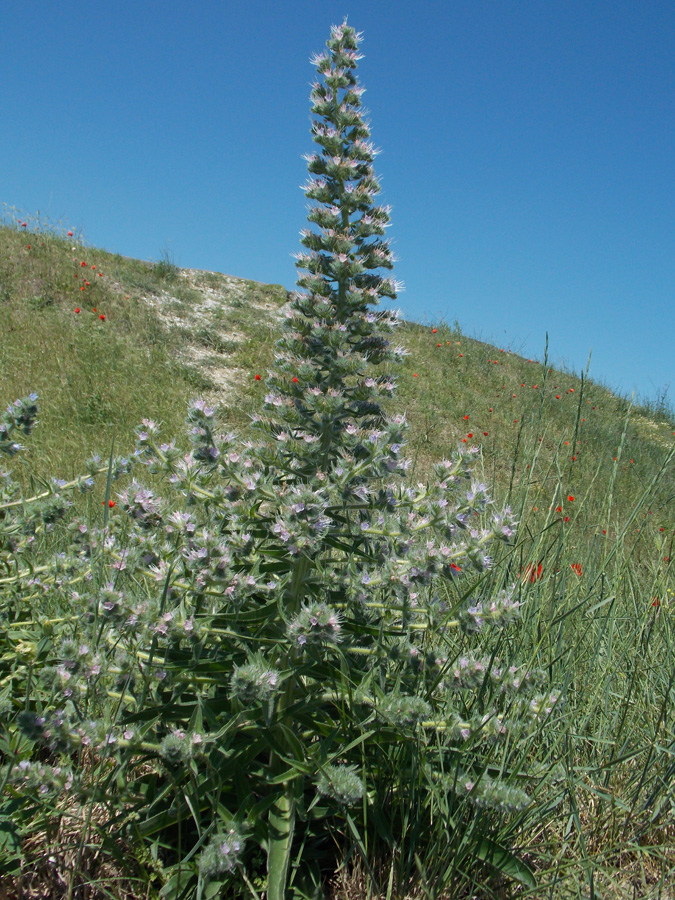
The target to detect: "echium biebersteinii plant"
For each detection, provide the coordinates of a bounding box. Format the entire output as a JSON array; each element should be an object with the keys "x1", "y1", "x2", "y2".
[{"x1": 2, "y1": 23, "x2": 560, "y2": 900}]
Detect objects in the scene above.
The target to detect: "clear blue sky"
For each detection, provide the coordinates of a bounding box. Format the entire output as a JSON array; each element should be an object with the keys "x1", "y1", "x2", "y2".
[{"x1": 3, "y1": 1, "x2": 673, "y2": 405}]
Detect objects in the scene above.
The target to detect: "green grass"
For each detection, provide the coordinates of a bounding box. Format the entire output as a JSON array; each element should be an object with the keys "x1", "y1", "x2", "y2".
[{"x1": 1, "y1": 214, "x2": 674, "y2": 898}]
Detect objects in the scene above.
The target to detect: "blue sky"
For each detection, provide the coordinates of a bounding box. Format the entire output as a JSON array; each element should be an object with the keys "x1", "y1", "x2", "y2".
[{"x1": 3, "y1": 1, "x2": 673, "y2": 405}]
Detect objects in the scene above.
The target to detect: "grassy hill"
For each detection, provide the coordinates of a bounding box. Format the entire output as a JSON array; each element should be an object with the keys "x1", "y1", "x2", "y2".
[
  {"x1": 2, "y1": 218, "x2": 673, "y2": 504},
  {"x1": 2, "y1": 214, "x2": 675, "y2": 898}
]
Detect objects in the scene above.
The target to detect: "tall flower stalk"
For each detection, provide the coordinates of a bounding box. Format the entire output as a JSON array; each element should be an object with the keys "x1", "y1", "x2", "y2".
[{"x1": 0, "y1": 22, "x2": 559, "y2": 900}]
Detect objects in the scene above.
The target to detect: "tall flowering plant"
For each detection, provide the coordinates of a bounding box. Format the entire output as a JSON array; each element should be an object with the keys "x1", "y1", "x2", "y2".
[{"x1": 1, "y1": 23, "x2": 558, "y2": 899}]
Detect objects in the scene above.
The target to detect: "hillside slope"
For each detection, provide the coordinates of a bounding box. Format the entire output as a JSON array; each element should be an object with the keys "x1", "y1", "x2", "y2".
[{"x1": 1, "y1": 219, "x2": 673, "y2": 551}]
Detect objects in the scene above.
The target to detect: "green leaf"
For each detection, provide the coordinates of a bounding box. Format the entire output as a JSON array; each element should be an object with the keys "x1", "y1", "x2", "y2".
[
  {"x1": 267, "y1": 786, "x2": 296, "y2": 900},
  {"x1": 475, "y1": 837, "x2": 536, "y2": 888},
  {"x1": 159, "y1": 868, "x2": 194, "y2": 899}
]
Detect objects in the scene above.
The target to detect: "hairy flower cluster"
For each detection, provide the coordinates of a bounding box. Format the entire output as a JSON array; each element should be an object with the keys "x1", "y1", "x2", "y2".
[
  {"x1": 377, "y1": 693, "x2": 432, "y2": 727},
  {"x1": 230, "y1": 657, "x2": 280, "y2": 703},
  {"x1": 8, "y1": 758, "x2": 74, "y2": 797},
  {"x1": 316, "y1": 763, "x2": 364, "y2": 806},
  {"x1": 453, "y1": 773, "x2": 531, "y2": 814},
  {"x1": 288, "y1": 602, "x2": 342, "y2": 648},
  {"x1": 0, "y1": 392, "x2": 38, "y2": 456},
  {"x1": 458, "y1": 588, "x2": 522, "y2": 634},
  {"x1": 159, "y1": 729, "x2": 205, "y2": 764},
  {"x1": 199, "y1": 827, "x2": 246, "y2": 879}
]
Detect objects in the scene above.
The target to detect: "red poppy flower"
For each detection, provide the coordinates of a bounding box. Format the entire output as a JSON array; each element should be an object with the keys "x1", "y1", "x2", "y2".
[
  {"x1": 67, "y1": 230, "x2": 73, "y2": 237},
  {"x1": 450, "y1": 563, "x2": 461, "y2": 572},
  {"x1": 483, "y1": 431, "x2": 488, "y2": 436},
  {"x1": 80, "y1": 261, "x2": 86, "y2": 267},
  {"x1": 523, "y1": 562, "x2": 542, "y2": 583},
  {"x1": 571, "y1": 563, "x2": 582, "y2": 577},
  {"x1": 459, "y1": 353, "x2": 463, "y2": 357},
  {"x1": 80, "y1": 286, "x2": 85, "y2": 291},
  {"x1": 26, "y1": 244, "x2": 31, "y2": 250},
  {"x1": 467, "y1": 433, "x2": 473, "y2": 438},
  {"x1": 74, "y1": 307, "x2": 80, "y2": 313},
  {"x1": 21, "y1": 222, "x2": 26, "y2": 228},
  {"x1": 652, "y1": 598, "x2": 660, "y2": 607},
  {"x1": 292, "y1": 377, "x2": 299, "y2": 383},
  {"x1": 99, "y1": 314, "x2": 106, "y2": 321},
  {"x1": 103, "y1": 499, "x2": 115, "y2": 508},
  {"x1": 555, "y1": 395, "x2": 561, "y2": 400},
  {"x1": 85, "y1": 281, "x2": 90, "y2": 286},
  {"x1": 92, "y1": 308, "x2": 97, "y2": 312},
  {"x1": 567, "y1": 495, "x2": 575, "y2": 502},
  {"x1": 413, "y1": 373, "x2": 418, "y2": 377},
  {"x1": 437, "y1": 343, "x2": 441, "y2": 348},
  {"x1": 91, "y1": 265, "x2": 96, "y2": 270},
  {"x1": 254, "y1": 374, "x2": 261, "y2": 380},
  {"x1": 432, "y1": 328, "x2": 437, "y2": 333},
  {"x1": 564, "y1": 516, "x2": 570, "y2": 522},
  {"x1": 556, "y1": 505, "x2": 562, "y2": 513},
  {"x1": 463, "y1": 415, "x2": 469, "y2": 420}
]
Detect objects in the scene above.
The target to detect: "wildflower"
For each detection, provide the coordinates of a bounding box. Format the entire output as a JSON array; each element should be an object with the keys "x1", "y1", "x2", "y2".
[
  {"x1": 26, "y1": 244, "x2": 31, "y2": 250},
  {"x1": 80, "y1": 261, "x2": 86, "y2": 267},
  {"x1": 74, "y1": 308, "x2": 80, "y2": 314},
  {"x1": 21, "y1": 222, "x2": 26, "y2": 228},
  {"x1": 292, "y1": 376, "x2": 299, "y2": 383},
  {"x1": 254, "y1": 374, "x2": 261, "y2": 380},
  {"x1": 463, "y1": 415, "x2": 469, "y2": 420},
  {"x1": 67, "y1": 230, "x2": 73, "y2": 237},
  {"x1": 555, "y1": 506, "x2": 562, "y2": 513},
  {"x1": 99, "y1": 314, "x2": 106, "y2": 321},
  {"x1": 570, "y1": 563, "x2": 582, "y2": 577},
  {"x1": 567, "y1": 495, "x2": 575, "y2": 502},
  {"x1": 564, "y1": 516, "x2": 570, "y2": 523},
  {"x1": 413, "y1": 373, "x2": 418, "y2": 377},
  {"x1": 432, "y1": 328, "x2": 437, "y2": 333},
  {"x1": 523, "y1": 562, "x2": 542, "y2": 583}
]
